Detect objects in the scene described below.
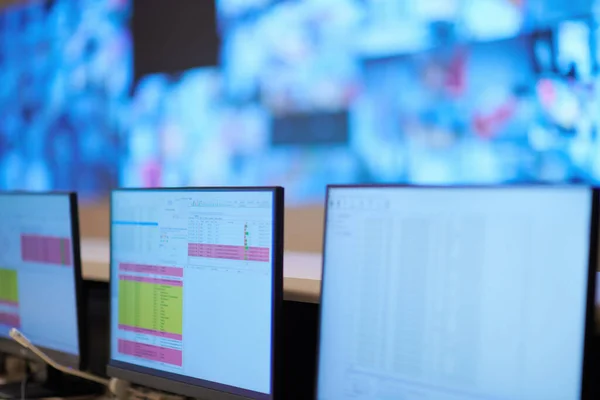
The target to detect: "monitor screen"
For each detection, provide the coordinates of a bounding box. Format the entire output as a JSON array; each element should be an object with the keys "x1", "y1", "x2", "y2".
[
  {"x1": 318, "y1": 186, "x2": 594, "y2": 400},
  {"x1": 108, "y1": 188, "x2": 282, "y2": 400},
  {"x1": 0, "y1": 193, "x2": 81, "y2": 365}
]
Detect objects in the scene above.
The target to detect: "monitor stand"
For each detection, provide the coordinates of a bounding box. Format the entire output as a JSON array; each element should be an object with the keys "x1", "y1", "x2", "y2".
[
  {"x1": 0, "y1": 353, "x2": 5, "y2": 383},
  {"x1": 0, "y1": 354, "x2": 25, "y2": 385},
  {"x1": 0, "y1": 365, "x2": 104, "y2": 399},
  {"x1": 0, "y1": 353, "x2": 6, "y2": 385}
]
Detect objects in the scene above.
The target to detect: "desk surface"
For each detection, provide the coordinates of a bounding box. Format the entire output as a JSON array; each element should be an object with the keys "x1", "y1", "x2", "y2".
[{"x1": 81, "y1": 239, "x2": 322, "y2": 304}]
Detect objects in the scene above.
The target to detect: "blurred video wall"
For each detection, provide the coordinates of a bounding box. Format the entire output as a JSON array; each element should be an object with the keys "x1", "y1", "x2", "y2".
[
  {"x1": 0, "y1": 0, "x2": 131, "y2": 198},
  {"x1": 2, "y1": 0, "x2": 600, "y2": 203}
]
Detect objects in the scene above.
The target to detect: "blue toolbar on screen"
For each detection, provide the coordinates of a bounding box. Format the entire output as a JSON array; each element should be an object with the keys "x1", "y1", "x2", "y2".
[{"x1": 0, "y1": 194, "x2": 79, "y2": 356}]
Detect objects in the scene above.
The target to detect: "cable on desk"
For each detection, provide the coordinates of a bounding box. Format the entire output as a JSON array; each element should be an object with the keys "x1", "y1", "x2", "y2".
[{"x1": 20, "y1": 363, "x2": 33, "y2": 400}]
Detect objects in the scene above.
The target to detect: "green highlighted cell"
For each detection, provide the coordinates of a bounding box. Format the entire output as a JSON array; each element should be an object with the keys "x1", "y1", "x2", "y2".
[
  {"x1": 0, "y1": 268, "x2": 18, "y2": 305},
  {"x1": 118, "y1": 279, "x2": 183, "y2": 338}
]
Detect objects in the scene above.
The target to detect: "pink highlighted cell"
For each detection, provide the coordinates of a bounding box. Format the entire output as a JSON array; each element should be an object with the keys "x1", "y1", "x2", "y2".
[
  {"x1": 118, "y1": 324, "x2": 183, "y2": 341},
  {"x1": 118, "y1": 275, "x2": 183, "y2": 287},
  {"x1": 118, "y1": 339, "x2": 182, "y2": 366},
  {"x1": 21, "y1": 234, "x2": 72, "y2": 266},
  {"x1": 188, "y1": 243, "x2": 270, "y2": 262},
  {"x1": 0, "y1": 299, "x2": 18, "y2": 307},
  {"x1": 119, "y1": 263, "x2": 184, "y2": 277},
  {"x1": 0, "y1": 312, "x2": 20, "y2": 328}
]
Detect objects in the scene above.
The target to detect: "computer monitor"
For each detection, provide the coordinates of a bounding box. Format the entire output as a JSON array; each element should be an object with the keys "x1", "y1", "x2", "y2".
[
  {"x1": 107, "y1": 187, "x2": 284, "y2": 399},
  {"x1": 317, "y1": 185, "x2": 598, "y2": 400},
  {"x1": 0, "y1": 192, "x2": 84, "y2": 369}
]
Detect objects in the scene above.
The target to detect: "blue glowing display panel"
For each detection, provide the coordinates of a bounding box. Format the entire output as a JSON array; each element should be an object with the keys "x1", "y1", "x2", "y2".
[
  {"x1": 3, "y1": 0, "x2": 600, "y2": 203},
  {"x1": 0, "y1": 0, "x2": 131, "y2": 199}
]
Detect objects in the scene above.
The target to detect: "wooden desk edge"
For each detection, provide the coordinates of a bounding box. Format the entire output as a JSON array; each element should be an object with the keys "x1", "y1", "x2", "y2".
[{"x1": 283, "y1": 277, "x2": 321, "y2": 304}]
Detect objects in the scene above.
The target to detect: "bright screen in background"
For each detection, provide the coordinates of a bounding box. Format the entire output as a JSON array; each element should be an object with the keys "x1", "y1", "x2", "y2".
[
  {"x1": 0, "y1": 0, "x2": 131, "y2": 198},
  {"x1": 3, "y1": 0, "x2": 600, "y2": 204},
  {"x1": 110, "y1": 190, "x2": 275, "y2": 399},
  {"x1": 0, "y1": 194, "x2": 79, "y2": 356},
  {"x1": 123, "y1": 0, "x2": 600, "y2": 203},
  {"x1": 318, "y1": 187, "x2": 592, "y2": 400}
]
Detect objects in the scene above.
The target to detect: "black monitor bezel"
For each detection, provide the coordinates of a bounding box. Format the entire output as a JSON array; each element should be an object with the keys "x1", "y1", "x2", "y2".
[
  {"x1": 107, "y1": 186, "x2": 284, "y2": 400},
  {"x1": 0, "y1": 191, "x2": 86, "y2": 370},
  {"x1": 315, "y1": 184, "x2": 598, "y2": 400}
]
